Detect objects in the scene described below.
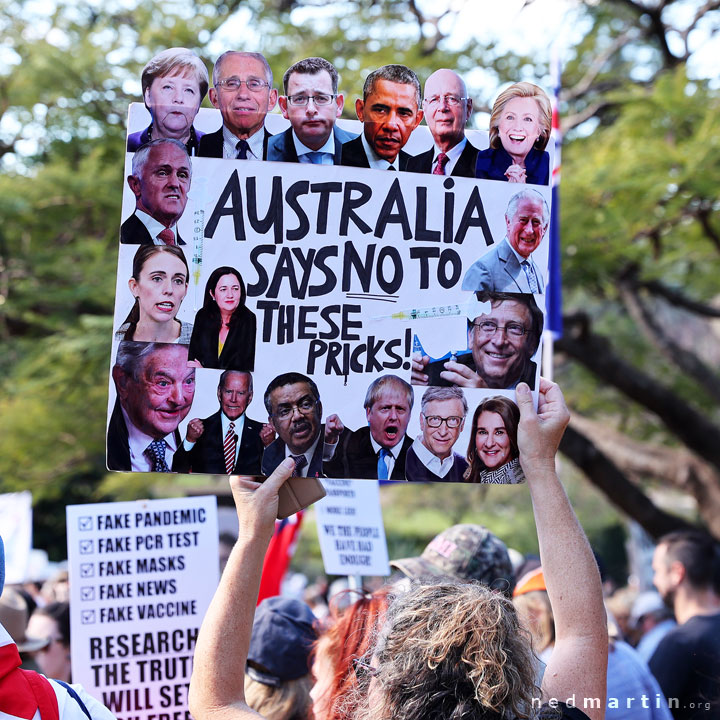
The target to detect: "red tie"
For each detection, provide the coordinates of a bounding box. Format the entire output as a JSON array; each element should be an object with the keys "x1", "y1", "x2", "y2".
[
  {"x1": 433, "y1": 152, "x2": 449, "y2": 175},
  {"x1": 158, "y1": 228, "x2": 176, "y2": 245},
  {"x1": 223, "y1": 422, "x2": 237, "y2": 474}
]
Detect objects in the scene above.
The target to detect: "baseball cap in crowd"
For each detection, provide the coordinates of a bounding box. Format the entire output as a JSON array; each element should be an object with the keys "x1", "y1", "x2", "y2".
[
  {"x1": 513, "y1": 567, "x2": 546, "y2": 597},
  {"x1": 247, "y1": 596, "x2": 317, "y2": 686},
  {"x1": 390, "y1": 524, "x2": 515, "y2": 595},
  {"x1": 629, "y1": 591, "x2": 666, "y2": 628},
  {"x1": 0, "y1": 587, "x2": 50, "y2": 652}
]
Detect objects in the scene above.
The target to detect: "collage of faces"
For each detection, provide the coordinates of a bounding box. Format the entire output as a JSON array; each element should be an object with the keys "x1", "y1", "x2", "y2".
[{"x1": 108, "y1": 47, "x2": 554, "y2": 483}]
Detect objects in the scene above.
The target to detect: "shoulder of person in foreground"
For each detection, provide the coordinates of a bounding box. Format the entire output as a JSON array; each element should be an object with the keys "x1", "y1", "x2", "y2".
[
  {"x1": 51, "y1": 679, "x2": 117, "y2": 720},
  {"x1": 515, "y1": 380, "x2": 608, "y2": 720}
]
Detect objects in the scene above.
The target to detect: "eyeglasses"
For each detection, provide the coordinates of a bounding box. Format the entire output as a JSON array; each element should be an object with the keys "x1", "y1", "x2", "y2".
[
  {"x1": 286, "y1": 93, "x2": 336, "y2": 106},
  {"x1": 423, "y1": 94, "x2": 467, "y2": 107},
  {"x1": 216, "y1": 77, "x2": 270, "y2": 92},
  {"x1": 422, "y1": 414, "x2": 463, "y2": 428},
  {"x1": 352, "y1": 657, "x2": 380, "y2": 680},
  {"x1": 472, "y1": 320, "x2": 527, "y2": 338},
  {"x1": 273, "y1": 396, "x2": 317, "y2": 420}
]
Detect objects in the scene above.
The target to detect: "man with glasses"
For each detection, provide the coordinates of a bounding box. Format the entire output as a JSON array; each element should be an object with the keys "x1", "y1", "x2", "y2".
[
  {"x1": 412, "y1": 292, "x2": 543, "y2": 389},
  {"x1": 261, "y1": 372, "x2": 341, "y2": 477},
  {"x1": 173, "y1": 370, "x2": 265, "y2": 475},
  {"x1": 267, "y1": 57, "x2": 357, "y2": 165},
  {"x1": 463, "y1": 189, "x2": 549, "y2": 293},
  {"x1": 405, "y1": 386, "x2": 469, "y2": 482},
  {"x1": 340, "y1": 64, "x2": 423, "y2": 171},
  {"x1": 325, "y1": 374, "x2": 413, "y2": 480},
  {"x1": 199, "y1": 51, "x2": 277, "y2": 160},
  {"x1": 407, "y1": 68, "x2": 478, "y2": 177}
]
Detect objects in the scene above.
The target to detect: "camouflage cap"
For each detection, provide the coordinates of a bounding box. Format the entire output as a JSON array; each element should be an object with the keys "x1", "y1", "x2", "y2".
[{"x1": 390, "y1": 524, "x2": 515, "y2": 595}]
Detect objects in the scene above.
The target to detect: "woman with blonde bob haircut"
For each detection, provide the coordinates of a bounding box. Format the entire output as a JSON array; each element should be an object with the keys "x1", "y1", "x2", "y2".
[
  {"x1": 476, "y1": 81, "x2": 552, "y2": 185},
  {"x1": 128, "y1": 47, "x2": 209, "y2": 154},
  {"x1": 189, "y1": 380, "x2": 608, "y2": 720}
]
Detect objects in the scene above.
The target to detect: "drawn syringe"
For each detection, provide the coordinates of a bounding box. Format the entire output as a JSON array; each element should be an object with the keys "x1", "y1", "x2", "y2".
[{"x1": 374, "y1": 304, "x2": 464, "y2": 321}]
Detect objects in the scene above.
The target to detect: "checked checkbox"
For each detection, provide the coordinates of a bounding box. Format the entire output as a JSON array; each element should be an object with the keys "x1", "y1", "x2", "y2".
[
  {"x1": 78, "y1": 516, "x2": 93, "y2": 531},
  {"x1": 80, "y1": 586, "x2": 95, "y2": 602},
  {"x1": 81, "y1": 610, "x2": 96, "y2": 625},
  {"x1": 79, "y1": 540, "x2": 94, "y2": 555},
  {"x1": 80, "y1": 563, "x2": 94, "y2": 578}
]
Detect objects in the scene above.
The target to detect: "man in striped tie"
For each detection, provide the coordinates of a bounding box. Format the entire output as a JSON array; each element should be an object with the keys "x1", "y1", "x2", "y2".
[
  {"x1": 172, "y1": 370, "x2": 265, "y2": 475},
  {"x1": 462, "y1": 189, "x2": 549, "y2": 294}
]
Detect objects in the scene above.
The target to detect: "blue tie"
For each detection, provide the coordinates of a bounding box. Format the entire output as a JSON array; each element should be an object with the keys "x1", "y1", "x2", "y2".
[
  {"x1": 377, "y1": 448, "x2": 390, "y2": 480},
  {"x1": 147, "y1": 439, "x2": 169, "y2": 472},
  {"x1": 307, "y1": 151, "x2": 324, "y2": 164},
  {"x1": 521, "y1": 260, "x2": 539, "y2": 293},
  {"x1": 236, "y1": 139, "x2": 250, "y2": 159}
]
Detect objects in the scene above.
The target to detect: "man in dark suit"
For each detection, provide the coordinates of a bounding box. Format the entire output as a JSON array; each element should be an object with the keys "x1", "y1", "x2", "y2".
[
  {"x1": 462, "y1": 189, "x2": 548, "y2": 293},
  {"x1": 107, "y1": 342, "x2": 195, "y2": 472},
  {"x1": 407, "y1": 69, "x2": 477, "y2": 178},
  {"x1": 268, "y1": 57, "x2": 357, "y2": 165},
  {"x1": 340, "y1": 64, "x2": 423, "y2": 171},
  {"x1": 412, "y1": 292, "x2": 543, "y2": 390},
  {"x1": 261, "y1": 372, "x2": 343, "y2": 477},
  {"x1": 172, "y1": 370, "x2": 264, "y2": 475},
  {"x1": 199, "y1": 51, "x2": 277, "y2": 160},
  {"x1": 120, "y1": 138, "x2": 190, "y2": 245},
  {"x1": 325, "y1": 375, "x2": 413, "y2": 480}
]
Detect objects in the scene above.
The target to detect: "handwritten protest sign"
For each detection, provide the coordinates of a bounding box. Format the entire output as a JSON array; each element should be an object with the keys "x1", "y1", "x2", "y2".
[
  {"x1": 108, "y1": 102, "x2": 552, "y2": 483},
  {"x1": 66, "y1": 496, "x2": 218, "y2": 720},
  {"x1": 315, "y1": 479, "x2": 390, "y2": 576}
]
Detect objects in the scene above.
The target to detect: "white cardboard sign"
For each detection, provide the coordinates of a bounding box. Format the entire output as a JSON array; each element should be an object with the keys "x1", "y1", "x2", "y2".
[{"x1": 66, "y1": 496, "x2": 218, "y2": 720}]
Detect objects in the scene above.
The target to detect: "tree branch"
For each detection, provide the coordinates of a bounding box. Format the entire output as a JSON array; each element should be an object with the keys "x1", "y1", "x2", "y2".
[
  {"x1": 617, "y1": 271, "x2": 720, "y2": 402},
  {"x1": 556, "y1": 313, "x2": 720, "y2": 473},
  {"x1": 560, "y1": 423, "x2": 696, "y2": 540},
  {"x1": 640, "y1": 279, "x2": 720, "y2": 318}
]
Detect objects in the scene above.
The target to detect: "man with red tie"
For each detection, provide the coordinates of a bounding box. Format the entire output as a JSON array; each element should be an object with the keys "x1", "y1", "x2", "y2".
[
  {"x1": 407, "y1": 69, "x2": 477, "y2": 178},
  {"x1": 120, "y1": 138, "x2": 190, "y2": 245}
]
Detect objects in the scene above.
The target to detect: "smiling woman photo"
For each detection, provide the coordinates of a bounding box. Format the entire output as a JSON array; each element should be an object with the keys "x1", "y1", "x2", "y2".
[
  {"x1": 475, "y1": 81, "x2": 552, "y2": 185},
  {"x1": 116, "y1": 245, "x2": 192, "y2": 343},
  {"x1": 188, "y1": 266, "x2": 257, "y2": 370},
  {"x1": 464, "y1": 395, "x2": 524, "y2": 483}
]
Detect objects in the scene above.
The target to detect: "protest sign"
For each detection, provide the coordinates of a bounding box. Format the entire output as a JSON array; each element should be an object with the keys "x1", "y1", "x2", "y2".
[
  {"x1": 0, "y1": 491, "x2": 32, "y2": 584},
  {"x1": 66, "y1": 496, "x2": 218, "y2": 720},
  {"x1": 315, "y1": 479, "x2": 390, "y2": 576},
  {"x1": 109, "y1": 84, "x2": 553, "y2": 484}
]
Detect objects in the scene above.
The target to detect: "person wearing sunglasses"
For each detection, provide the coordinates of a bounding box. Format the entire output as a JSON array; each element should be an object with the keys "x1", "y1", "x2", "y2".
[
  {"x1": 268, "y1": 57, "x2": 357, "y2": 165},
  {"x1": 405, "y1": 386, "x2": 469, "y2": 482},
  {"x1": 199, "y1": 51, "x2": 277, "y2": 160}
]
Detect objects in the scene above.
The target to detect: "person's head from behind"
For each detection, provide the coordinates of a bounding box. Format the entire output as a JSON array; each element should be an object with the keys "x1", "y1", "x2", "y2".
[
  {"x1": 141, "y1": 47, "x2": 209, "y2": 140},
  {"x1": 128, "y1": 138, "x2": 192, "y2": 227},
  {"x1": 28, "y1": 602, "x2": 72, "y2": 682},
  {"x1": 112, "y1": 342, "x2": 195, "y2": 439},
  {"x1": 354, "y1": 580, "x2": 536, "y2": 720},
  {"x1": 364, "y1": 375, "x2": 413, "y2": 450},
  {"x1": 311, "y1": 588, "x2": 391, "y2": 720},
  {"x1": 652, "y1": 529, "x2": 720, "y2": 608},
  {"x1": 390, "y1": 523, "x2": 515, "y2": 597},
  {"x1": 244, "y1": 596, "x2": 316, "y2": 720},
  {"x1": 202, "y1": 266, "x2": 247, "y2": 320},
  {"x1": 122, "y1": 245, "x2": 189, "y2": 338},
  {"x1": 467, "y1": 292, "x2": 543, "y2": 388},
  {"x1": 419, "y1": 386, "x2": 467, "y2": 461},
  {"x1": 355, "y1": 65, "x2": 423, "y2": 162},
  {"x1": 279, "y1": 57, "x2": 344, "y2": 151},
  {"x1": 264, "y1": 372, "x2": 322, "y2": 455},
  {"x1": 465, "y1": 396, "x2": 520, "y2": 481},
  {"x1": 513, "y1": 567, "x2": 555, "y2": 657},
  {"x1": 489, "y1": 81, "x2": 552, "y2": 159}
]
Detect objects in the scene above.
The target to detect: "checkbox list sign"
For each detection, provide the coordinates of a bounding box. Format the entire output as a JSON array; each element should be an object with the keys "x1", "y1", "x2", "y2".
[
  {"x1": 79, "y1": 563, "x2": 94, "y2": 578},
  {"x1": 80, "y1": 586, "x2": 95, "y2": 602},
  {"x1": 81, "y1": 609, "x2": 96, "y2": 625},
  {"x1": 78, "y1": 516, "x2": 93, "y2": 532},
  {"x1": 79, "y1": 540, "x2": 94, "y2": 554}
]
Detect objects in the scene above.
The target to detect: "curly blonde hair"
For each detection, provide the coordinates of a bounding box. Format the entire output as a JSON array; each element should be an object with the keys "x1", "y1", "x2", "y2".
[
  {"x1": 489, "y1": 81, "x2": 552, "y2": 152},
  {"x1": 357, "y1": 580, "x2": 537, "y2": 720}
]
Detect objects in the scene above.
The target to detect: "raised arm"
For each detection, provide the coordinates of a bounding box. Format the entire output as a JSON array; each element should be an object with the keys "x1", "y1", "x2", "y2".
[
  {"x1": 188, "y1": 459, "x2": 296, "y2": 720},
  {"x1": 515, "y1": 380, "x2": 607, "y2": 720}
]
